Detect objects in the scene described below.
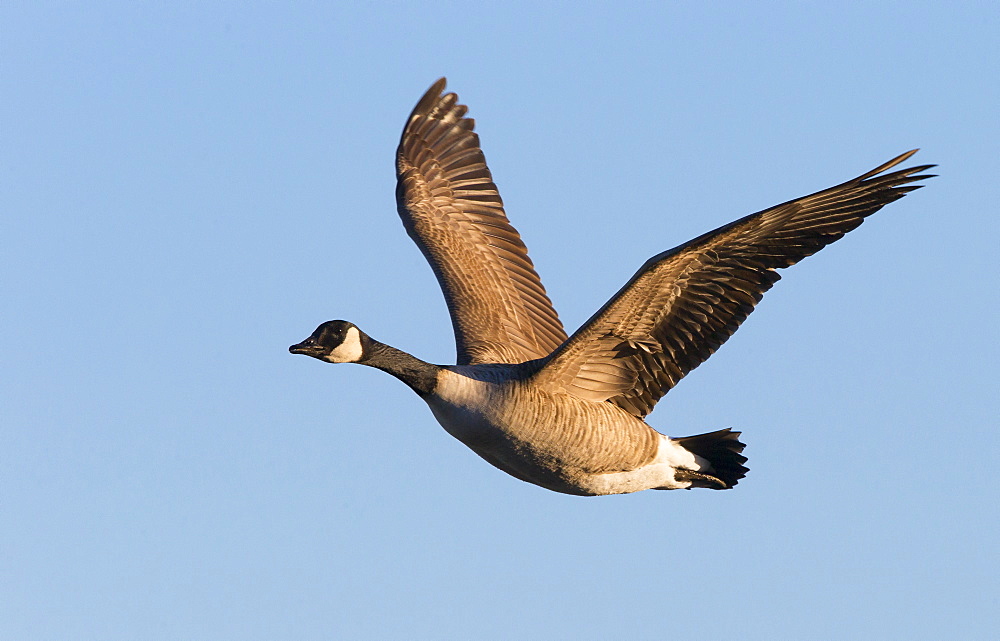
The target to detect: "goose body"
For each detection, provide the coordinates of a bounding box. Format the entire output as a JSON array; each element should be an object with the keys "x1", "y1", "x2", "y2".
[
  {"x1": 428, "y1": 366, "x2": 701, "y2": 495},
  {"x1": 291, "y1": 79, "x2": 933, "y2": 496}
]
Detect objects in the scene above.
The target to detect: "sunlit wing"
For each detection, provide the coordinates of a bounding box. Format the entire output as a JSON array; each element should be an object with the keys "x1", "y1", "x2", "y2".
[
  {"x1": 396, "y1": 78, "x2": 567, "y2": 365},
  {"x1": 533, "y1": 151, "x2": 935, "y2": 417}
]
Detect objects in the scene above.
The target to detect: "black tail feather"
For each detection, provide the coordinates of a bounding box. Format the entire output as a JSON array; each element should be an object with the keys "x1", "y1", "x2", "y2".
[{"x1": 675, "y1": 428, "x2": 748, "y2": 489}]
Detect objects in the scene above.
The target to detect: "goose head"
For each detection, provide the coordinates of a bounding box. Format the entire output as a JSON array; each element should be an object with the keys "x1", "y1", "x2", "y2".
[{"x1": 289, "y1": 320, "x2": 367, "y2": 364}]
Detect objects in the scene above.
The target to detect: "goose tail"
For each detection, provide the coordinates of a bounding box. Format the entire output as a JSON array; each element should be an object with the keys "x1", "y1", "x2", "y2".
[{"x1": 674, "y1": 429, "x2": 749, "y2": 489}]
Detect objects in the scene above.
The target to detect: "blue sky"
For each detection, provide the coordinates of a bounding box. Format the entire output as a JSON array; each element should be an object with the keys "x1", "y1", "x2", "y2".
[{"x1": 3, "y1": 2, "x2": 998, "y2": 639}]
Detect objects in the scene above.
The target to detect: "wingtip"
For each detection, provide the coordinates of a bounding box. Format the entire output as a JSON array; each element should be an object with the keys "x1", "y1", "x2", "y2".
[
  {"x1": 406, "y1": 77, "x2": 451, "y2": 122},
  {"x1": 855, "y1": 149, "x2": 926, "y2": 181},
  {"x1": 424, "y1": 77, "x2": 448, "y2": 99}
]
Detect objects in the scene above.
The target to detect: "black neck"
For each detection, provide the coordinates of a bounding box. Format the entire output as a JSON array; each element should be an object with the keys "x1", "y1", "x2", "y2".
[{"x1": 362, "y1": 340, "x2": 439, "y2": 396}]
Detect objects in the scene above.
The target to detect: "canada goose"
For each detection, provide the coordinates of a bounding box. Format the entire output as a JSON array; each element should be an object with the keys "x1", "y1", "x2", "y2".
[{"x1": 290, "y1": 78, "x2": 933, "y2": 496}]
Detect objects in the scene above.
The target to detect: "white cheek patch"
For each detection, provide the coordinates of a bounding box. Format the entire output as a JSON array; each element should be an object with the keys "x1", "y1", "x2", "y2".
[{"x1": 324, "y1": 326, "x2": 364, "y2": 363}]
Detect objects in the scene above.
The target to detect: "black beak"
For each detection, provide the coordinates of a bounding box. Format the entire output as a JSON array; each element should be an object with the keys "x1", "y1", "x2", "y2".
[{"x1": 289, "y1": 340, "x2": 318, "y2": 356}]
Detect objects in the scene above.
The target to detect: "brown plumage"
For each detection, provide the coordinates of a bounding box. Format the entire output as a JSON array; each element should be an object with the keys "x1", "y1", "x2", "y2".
[
  {"x1": 291, "y1": 78, "x2": 933, "y2": 495},
  {"x1": 533, "y1": 150, "x2": 933, "y2": 418},
  {"x1": 396, "y1": 78, "x2": 567, "y2": 365}
]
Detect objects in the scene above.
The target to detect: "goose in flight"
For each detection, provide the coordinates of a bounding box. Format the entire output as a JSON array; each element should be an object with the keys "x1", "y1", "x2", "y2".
[{"x1": 290, "y1": 78, "x2": 933, "y2": 496}]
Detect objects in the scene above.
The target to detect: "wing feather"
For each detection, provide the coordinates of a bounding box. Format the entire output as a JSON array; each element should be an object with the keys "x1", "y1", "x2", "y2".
[
  {"x1": 396, "y1": 79, "x2": 568, "y2": 364},
  {"x1": 534, "y1": 151, "x2": 935, "y2": 417}
]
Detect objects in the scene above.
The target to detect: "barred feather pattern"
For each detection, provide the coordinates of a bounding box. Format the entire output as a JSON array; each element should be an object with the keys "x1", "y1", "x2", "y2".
[
  {"x1": 535, "y1": 150, "x2": 935, "y2": 418},
  {"x1": 396, "y1": 78, "x2": 568, "y2": 365}
]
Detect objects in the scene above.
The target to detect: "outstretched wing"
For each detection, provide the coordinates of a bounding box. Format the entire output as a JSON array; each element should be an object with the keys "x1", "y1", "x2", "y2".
[
  {"x1": 396, "y1": 78, "x2": 567, "y2": 365},
  {"x1": 534, "y1": 151, "x2": 935, "y2": 417}
]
